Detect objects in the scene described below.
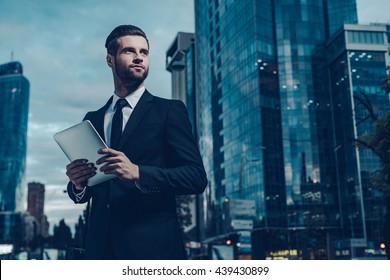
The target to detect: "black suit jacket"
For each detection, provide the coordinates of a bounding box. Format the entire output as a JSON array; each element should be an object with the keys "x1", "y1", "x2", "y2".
[{"x1": 67, "y1": 90, "x2": 208, "y2": 260}]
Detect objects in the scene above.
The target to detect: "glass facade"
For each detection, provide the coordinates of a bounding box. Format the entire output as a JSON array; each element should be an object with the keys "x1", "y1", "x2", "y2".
[
  {"x1": 328, "y1": 25, "x2": 389, "y2": 258},
  {"x1": 195, "y1": 0, "x2": 389, "y2": 259},
  {"x1": 185, "y1": 43, "x2": 198, "y2": 138},
  {"x1": 274, "y1": 1, "x2": 334, "y2": 232},
  {"x1": 195, "y1": 0, "x2": 280, "y2": 239},
  {"x1": 0, "y1": 62, "x2": 30, "y2": 211},
  {"x1": 0, "y1": 212, "x2": 24, "y2": 245},
  {"x1": 325, "y1": 0, "x2": 358, "y2": 36}
]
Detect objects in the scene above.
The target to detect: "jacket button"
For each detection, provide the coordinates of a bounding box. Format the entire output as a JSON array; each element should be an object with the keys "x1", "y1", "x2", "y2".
[{"x1": 107, "y1": 204, "x2": 110, "y2": 209}]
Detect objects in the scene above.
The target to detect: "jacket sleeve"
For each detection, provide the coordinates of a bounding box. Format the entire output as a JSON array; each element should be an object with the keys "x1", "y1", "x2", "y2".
[
  {"x1": 66, "y1": 112, "x2": 95, "y2": 204},
  {"x1": 138, "y1": 100, "x2": 208, "y2": 195}
]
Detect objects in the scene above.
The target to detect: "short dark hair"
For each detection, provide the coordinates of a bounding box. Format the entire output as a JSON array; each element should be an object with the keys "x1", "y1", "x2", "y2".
[{"x1": 105, "y1": 24, "x2": 149, "y2": 56}]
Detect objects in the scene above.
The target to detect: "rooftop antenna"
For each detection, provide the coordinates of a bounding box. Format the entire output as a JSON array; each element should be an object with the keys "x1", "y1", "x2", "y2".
[{"x1": 10, "y1": 50, "x2": 14, "y2": 62}]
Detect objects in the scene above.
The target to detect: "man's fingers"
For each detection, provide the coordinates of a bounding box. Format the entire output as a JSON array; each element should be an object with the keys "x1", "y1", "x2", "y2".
[
  {"x1": 66, "y1": 163, "x2": 95, "y2": 176},
  {"x1": 96, "y1": 148, "x2": 129, "y2": 166},
  {"x1": 73, "y1": 171, "x2": 96, "y2": 183},
  {"x1": 69, "y1": 168, "x2": 96, "y2": 188},
  {"x1": 66, "y1": 159, "x2": 88, "y2": 170},
  {"x1": 96, "y1": 154, "x2": 122, "y2": 165},
  {"x1": 98, "y1": 148, "x2": 121, "y2": 156},
  {"x1": 73, "y1": 167, "x2": 96, "y2": 179},
  {"x1": 66, "y1": 161, "x2": 96, "y2": 187}
]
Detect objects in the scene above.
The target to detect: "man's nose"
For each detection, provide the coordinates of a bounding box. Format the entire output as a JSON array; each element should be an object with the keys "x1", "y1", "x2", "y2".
[
  {"x1": 133, "y1": 57, "x2": 143, "y2": 63},
  {"x1": 133, "y1": 53, "x2": 143, "y2": 63}
]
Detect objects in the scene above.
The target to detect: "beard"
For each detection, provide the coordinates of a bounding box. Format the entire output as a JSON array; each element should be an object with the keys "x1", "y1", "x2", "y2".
[{"x1": 115, "y1": 58, "x2": 149, "y2": 89}]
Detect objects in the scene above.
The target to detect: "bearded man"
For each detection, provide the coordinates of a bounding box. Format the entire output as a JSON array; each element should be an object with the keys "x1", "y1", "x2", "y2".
[{"x1": 65, "y1": 25, "x2": 207, "y2": 260}]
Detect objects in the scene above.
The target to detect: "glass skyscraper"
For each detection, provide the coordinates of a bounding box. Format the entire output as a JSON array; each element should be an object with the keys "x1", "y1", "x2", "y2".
[
  {"x1": 195, "y1": 0, "x2": 389, "y2": 259},
  {"x1": 326, "y1": 24, "x2": 389, "y2": 258},
  {"x1": 0, "y1": 62, "x2": 30, "y2": 212}
]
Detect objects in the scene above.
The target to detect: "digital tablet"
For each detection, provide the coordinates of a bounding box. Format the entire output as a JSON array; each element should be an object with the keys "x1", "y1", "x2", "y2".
[{"x1": 53, "y1": 120, "x2": 116, "y2": 186}]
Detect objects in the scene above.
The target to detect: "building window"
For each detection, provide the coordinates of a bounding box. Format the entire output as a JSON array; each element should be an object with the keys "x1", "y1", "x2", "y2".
[{"x1": 347, "y1": 31, "x2": 384, "y2": 45}]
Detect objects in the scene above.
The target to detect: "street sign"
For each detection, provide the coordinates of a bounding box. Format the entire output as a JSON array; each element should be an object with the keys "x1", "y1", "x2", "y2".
[
  {"x1": 229, "y1": 199, "x2": 256, "y2": 217},
  {"x1": 350, "y1": 238, "x2": 367, "y2": 247},
  {"x1": 231, "y1": 219, "x2": 254, "y2": 230}
]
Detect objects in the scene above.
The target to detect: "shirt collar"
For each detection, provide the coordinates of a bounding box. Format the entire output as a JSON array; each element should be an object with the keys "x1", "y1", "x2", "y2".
[{"x1": 111, "y1": 86, "x2": 145, "y2": 112}]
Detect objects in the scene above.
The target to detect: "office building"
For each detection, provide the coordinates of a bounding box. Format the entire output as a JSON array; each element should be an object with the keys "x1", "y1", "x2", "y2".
[
  {"x1": 166, "y1": 33, "x2": 205, "y2": 257},
  {"x1": 27, "y1": 182, "x2": 49, "y2": 238},
  {"x1": 194, "y1": 0, "x2": 389, "y2": 259},
  {"x1": 0, "y1": 61, "x2": 30, "y2": 212},
  {"x1": 166, "y1": 32, "x2": 198, "y2": 136},
  {"x1": 325, "y1": 24, "x2": 389, "y2": 258},
  {"x1": 166, "y1": 33, "x2": 195, "y2": 101},
  {"x1": 0, "y1": 211, "x2": 37, "y2": 259}
]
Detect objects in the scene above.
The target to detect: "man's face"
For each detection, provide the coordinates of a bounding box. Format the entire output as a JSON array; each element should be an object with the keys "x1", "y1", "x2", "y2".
[{"x1": 112, "y1": 35, "x2": 149, "y2": 86}]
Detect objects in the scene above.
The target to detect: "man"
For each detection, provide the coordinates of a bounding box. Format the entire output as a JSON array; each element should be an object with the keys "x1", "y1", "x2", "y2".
[{"x1": 65, "y1": 25, "x2": 207, "y2": 260}]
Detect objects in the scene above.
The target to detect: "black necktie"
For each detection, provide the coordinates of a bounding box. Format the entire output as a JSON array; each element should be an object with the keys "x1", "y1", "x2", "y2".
[{"x1": 110, "y1": 98, "x2": 129, "y2": 149}]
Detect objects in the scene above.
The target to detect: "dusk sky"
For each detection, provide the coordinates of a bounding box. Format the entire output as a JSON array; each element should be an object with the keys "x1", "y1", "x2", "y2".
[{"x1": 1, "y1": 0, "x2": 389, "y2": 233}]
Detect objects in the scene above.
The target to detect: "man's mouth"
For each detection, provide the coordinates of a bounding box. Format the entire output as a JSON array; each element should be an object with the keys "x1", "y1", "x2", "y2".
[{"x1": 131, "y1": 65, "x2": 144, "y2": 69}]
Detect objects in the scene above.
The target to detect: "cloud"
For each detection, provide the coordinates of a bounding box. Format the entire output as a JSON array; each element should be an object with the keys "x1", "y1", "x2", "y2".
[{"x1": 357, "y1": 0, "x2": 390, "y2": 23}]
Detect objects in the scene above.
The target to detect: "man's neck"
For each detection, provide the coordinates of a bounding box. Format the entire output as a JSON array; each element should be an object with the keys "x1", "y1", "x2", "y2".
[
  {"x1": 113, "y1": 76, "x2": 144, "y2": 97},
  {"x1": 114, "y1": 83, "x2": 144, "y2": 97}
]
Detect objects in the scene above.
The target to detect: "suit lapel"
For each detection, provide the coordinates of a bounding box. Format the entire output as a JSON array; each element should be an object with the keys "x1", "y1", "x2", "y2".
[
  {"x1": 87, "y1": 97, "x2": 112, "y2": 143},
  {"x1": 118, "y1": 90, "x2": 153, "y2": 149}
]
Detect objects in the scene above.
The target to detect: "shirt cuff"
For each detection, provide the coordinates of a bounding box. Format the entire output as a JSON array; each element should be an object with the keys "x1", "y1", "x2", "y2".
[
  {"x1": 134, "y1": 180, "x2": 142, "y2": 191},
  {"x1": 72, "y1": 184, "x2": 87, "y2": 202}
]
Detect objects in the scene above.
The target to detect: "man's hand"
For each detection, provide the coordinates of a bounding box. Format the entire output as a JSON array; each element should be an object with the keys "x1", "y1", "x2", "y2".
[
  {"x1": 96, "y1": 148, "x2": 140, "y2": 181},
  {"x1": 66, "y1": 159, "x2": 96, "y2": 190}
]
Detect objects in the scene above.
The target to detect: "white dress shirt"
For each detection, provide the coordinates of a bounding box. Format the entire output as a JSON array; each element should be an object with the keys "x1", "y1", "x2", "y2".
[{"x1": 104, "y1": 86, "x2": 145, "y2": 145}]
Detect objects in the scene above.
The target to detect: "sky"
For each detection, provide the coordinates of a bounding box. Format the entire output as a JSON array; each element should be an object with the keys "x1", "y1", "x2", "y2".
[{"x1": 1, "y1": 0, "x2": 389, "y2": 234}]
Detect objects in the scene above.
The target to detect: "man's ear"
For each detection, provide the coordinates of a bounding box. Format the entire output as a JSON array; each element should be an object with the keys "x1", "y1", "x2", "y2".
[{"x1": 106, "y1": 54, "x2": 114, "y2": 68}]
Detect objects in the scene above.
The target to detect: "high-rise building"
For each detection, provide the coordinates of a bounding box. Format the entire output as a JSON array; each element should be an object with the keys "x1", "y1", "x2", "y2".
[
  {"x1": 166, "y1": 32, "x2": 198, "y2": 136},
  {"x1": 166, "y1": 33, "x2": 195, "y2": 101},
  {"x1": 194, "y1": 0, "x2": 389, "y2": 259},
  {"x1": 325, "y1": 23, "x2": 389, "y2": 258},
  {"x1": 0, "y1": 62, "x2": 30, "y2": 212},
  {"x1": 27, "y1": 182, "x2": 49, "y2": 238},
  {"x1": 166, "y1": 33, "x2": 206, "y2": 257}
]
